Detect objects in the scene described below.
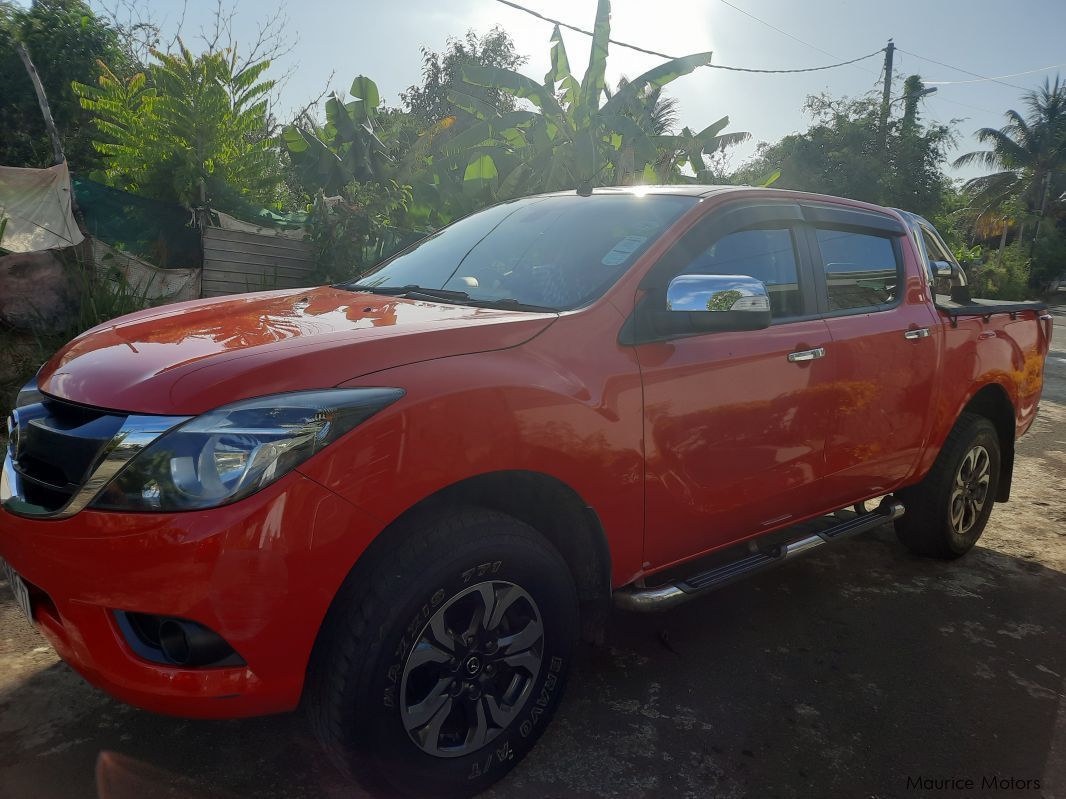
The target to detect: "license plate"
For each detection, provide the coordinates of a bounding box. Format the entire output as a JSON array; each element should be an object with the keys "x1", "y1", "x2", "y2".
[{"x1": 0, "y1": 559, "x2": 32, "y2": 624}]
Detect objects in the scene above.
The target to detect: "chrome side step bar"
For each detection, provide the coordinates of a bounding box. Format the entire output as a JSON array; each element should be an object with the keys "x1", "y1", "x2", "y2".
[{"x1": 614, "y1": 500, "x2": 905, "y2": 612}]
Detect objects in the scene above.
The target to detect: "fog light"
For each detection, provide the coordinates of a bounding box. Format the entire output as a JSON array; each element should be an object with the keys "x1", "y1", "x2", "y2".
[{"x1": 115, "y1": 611, "x2": 244, "y2": 668}]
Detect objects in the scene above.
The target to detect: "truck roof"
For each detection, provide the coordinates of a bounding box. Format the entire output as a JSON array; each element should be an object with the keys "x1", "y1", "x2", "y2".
[{"x1": 540, "y1": 186, "x2": 904, "y2": 216}]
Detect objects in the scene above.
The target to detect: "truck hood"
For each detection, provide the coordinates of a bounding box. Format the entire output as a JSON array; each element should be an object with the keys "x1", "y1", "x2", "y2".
[{"x1": 38, "y1": 286, "x2": 557, "y2": 415}]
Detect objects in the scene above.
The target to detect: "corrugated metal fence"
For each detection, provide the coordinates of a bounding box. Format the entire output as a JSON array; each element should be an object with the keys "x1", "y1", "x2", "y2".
[{"x1": 201, "y1": 226, "x2": 315, "y2": 297}]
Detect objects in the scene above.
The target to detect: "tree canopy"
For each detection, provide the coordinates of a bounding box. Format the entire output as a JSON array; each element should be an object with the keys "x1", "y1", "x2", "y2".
[
  {"x1": 72, "y1": 41, "x2": 284, "y2": 214},
  {"x1": 954, "y1": 77, "x2": 1066, "y2": 218},
  {"x1": 400, "y1": 27, "x2": 527, "y2": 125},
  {"x1": 0, "y1": 0, "x2": 129, "y2": 169},
  {"x1": 732, "y1": 84, "x2": 953, "y2": 219}
]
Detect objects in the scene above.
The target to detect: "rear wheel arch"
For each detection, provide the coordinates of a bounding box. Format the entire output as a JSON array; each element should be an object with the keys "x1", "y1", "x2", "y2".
[{"x1": 958, "y1": 383, "x2": 1016, "y2": 501}]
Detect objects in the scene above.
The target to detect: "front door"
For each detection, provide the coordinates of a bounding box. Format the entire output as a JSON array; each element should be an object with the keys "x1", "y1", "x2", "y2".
[{"x1": 632, "y1": 203, "x2": 835, "y2": 569}]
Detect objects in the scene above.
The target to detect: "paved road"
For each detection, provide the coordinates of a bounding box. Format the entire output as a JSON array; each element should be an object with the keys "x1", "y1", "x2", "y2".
[{"x1": 2, "y1": 306, "x2": 1065, "y2": 799}]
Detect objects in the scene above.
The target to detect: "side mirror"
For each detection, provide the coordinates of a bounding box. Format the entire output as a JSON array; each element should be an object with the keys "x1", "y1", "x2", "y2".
[
  {"x1": 655, "y1": 274, "x2": 772, "y2": 335},
  {"x1": 932, "y1": 259, "x2": 968, "y2": 288}
]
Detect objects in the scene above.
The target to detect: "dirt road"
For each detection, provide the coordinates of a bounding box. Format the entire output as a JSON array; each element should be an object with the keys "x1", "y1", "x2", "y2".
[{"x1": 2, "y1": 307, "x2": 1064, "y2": 799}]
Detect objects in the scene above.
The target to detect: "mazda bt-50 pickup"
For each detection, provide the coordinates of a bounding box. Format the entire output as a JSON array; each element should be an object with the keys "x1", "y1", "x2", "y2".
[{"x1": 0, "y1": 186, "x2": 1053, "y2": 797}]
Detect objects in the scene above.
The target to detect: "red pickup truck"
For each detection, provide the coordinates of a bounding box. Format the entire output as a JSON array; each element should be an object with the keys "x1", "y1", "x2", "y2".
[{"x1": 1, "y1": 187, "x2": 1053, "y2": 797}]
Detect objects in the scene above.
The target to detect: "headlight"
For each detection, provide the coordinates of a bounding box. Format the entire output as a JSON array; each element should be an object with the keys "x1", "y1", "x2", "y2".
[{"x1": 91, "y1": 388, "x2": 403, "y2": 512}]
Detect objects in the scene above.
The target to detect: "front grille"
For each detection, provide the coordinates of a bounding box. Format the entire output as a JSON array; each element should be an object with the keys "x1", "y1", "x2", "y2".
[{"x1": 8, "y1": 397, "x2": 127, "y2": 513}]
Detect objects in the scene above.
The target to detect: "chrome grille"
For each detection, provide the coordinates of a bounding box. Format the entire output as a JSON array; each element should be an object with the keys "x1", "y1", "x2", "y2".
[
  {"x1": 2, "y1": 395, "x2": 189, "y2": 519},
  {"x1": 8, "y1": 399, "x2": 127, "y2": 511}
]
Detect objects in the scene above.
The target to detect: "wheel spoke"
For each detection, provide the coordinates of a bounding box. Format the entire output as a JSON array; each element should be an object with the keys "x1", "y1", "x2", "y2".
[
  {"x1": 404, "y1": 675, "x2": 453, "y2": 731},
  {"x1": 502, "y1": 648, "x2": 541, "y2": 675},
  {"x1": 428, "y1": 613, "x2": 458, "y2": 654},
  {"x1": 483, "y1": 694, "x2": 517, "y2": 727},
  {"x1": 949, "y1": 491, "x2": 965, "y2": 531},
  {"x1": 413, "y1": 695, "x2": 453, "y2": 752},
  {"x1": 465, "y1": 582, "x2": 498, "y2": 638},
  {"x1": 486, "y1": 584, "x2": 526, "y2": 630},
  {"x1": 498, "y1": 617, "x2": 543, "y2": 655},
  {"x1": 405, "y1": 639, "x2": 453, "y2": 671},
  {"x1": 957, "y1": 451, "x2": 973, "y2": 485},
  {"x1": 466, "y1": 697, "x2": 491, "y2": 750}
]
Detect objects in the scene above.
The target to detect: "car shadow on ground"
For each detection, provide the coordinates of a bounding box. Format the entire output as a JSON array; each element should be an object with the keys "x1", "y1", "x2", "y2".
[{"x1": 2, "y1": 526, "x2": 1065, "y2": 799}]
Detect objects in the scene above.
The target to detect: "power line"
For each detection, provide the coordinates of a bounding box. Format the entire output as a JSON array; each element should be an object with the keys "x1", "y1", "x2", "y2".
[
  {"x1": 492, "y1": 0, "x2": 883, "y2": 75},
  {"x1": 492, "y1": 0, "x2": 676, "y2": 60},
  {"x1": 715, "y1": 0, "x2": 880, "y2": 78},
  {"x1": 716, "y1": 0, "x2": 839, "y2": 60},
  {"x1": 931, "y1": 96, "x2": 999, "y2": 115},
  {"x1": 896, "y1": 47, "x2": 1027, "y2": 91},
  {"x1": 924, "y1": 62, "x2": 1066, "y2": 87},
  {"x1": 701, "y1": 49, "x2": 883, "y2": 75}
]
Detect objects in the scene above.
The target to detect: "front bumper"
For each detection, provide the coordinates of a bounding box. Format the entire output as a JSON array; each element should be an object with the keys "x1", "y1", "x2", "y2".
[{"x1": 0, "y1": 471, "x2": 381, "y2": 718}]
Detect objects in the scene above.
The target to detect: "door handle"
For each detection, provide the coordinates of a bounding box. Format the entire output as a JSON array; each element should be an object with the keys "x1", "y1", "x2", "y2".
[
  {"x1": 903, "y1": 328, "x2": 931, "y2": 340},
  {"x1": 787, "y1": 347, "x2": 826, "y2": 363}
]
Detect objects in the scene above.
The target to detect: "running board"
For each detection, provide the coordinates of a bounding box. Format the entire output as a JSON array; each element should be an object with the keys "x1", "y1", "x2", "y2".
[{"x1": 614, "y1": 500, "x2": 905, "y2": 612}]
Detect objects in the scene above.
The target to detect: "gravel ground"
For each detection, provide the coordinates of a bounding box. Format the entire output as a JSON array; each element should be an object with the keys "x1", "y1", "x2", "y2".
[{"x1": 2, "y1": 306, "x2": 1065, "y2": 799}]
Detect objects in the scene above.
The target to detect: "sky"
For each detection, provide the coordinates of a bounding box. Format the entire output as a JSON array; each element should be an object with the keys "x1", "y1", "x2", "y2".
[{"x1": 85, "y1": 0, "x2": 1066, "y2": 181}]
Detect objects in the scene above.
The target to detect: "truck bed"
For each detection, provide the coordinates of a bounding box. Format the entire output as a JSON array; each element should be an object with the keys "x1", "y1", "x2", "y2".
[{"x1": 934, "y1": 294, "x2": 1048, "y2": 319}]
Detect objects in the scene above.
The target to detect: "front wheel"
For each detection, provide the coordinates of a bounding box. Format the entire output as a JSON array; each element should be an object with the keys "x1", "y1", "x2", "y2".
[
  {"x1": 895, "y1": 413, "x2": 1001, "y2": 559},
  {"x1": 307, "y1": 508, "x2": 578, "y2": 798}
]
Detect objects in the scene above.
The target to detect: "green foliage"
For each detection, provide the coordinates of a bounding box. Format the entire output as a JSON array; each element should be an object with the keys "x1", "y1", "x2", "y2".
[
  {"x1": 282, "y1": 75, "x2": 395, "y2": 197},
  {"x1": 72, "y1": 40, "x2": 284, "y2": 213},
  {"x1": 305, "y1": 180, "x2": 412, "y2": 283},
  {"x1": 731, "y1": 86, "x2": 953, "y2": 218},
  {"x1": 650, "y1": 118, "x2": 750, "y2": 183},
  {"x1": 0, "y1": 0, "x2": 129, "y2": 169},
  {"x1": 432, "y1": 0, "x2": 742, "y2": 207},
  {"x1": 954, "y1": 77, "x2": 1066, "y2": 217},
  {"x1": 1030, "y1": 223, "x2": 1066, "y2": 289},
  {"x1": 965, "y1": 244, "x2": 1033, "y2": 301},
  {"x1": 608, "y1": 77, "x2": 679, "y2": 137},
  {"x1": 400, "y1": 27, "x2": 527, "y2": 125},
  {"x1": 707, "y1": 289, "x2": 742, "y2": 311},
  {"x1": 953, "y1": 77, "x2": 1066, "y2": 291}
]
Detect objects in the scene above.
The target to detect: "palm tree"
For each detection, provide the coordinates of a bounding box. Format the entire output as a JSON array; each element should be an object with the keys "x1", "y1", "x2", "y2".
[
  {"x1": 953, "y1": 77, "x2": 1066, "y2": 218},
  {"x1": 609, "y1": 77, "x2": 680, "y2": 135}
]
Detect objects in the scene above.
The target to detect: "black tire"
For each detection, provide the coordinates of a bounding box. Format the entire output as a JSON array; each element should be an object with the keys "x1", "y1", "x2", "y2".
[
  {"x1": 307, "y1": 507, "x2": 578, "y2": 798},
  {"x1": 895, "y1": 413, "x2": 1001, "y2": 559}
]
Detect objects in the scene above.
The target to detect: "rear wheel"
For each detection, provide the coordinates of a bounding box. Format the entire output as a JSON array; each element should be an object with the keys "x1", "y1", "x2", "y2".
[
  {"x1": 895, "y1": 413, "x2": 1001, "y2": 559},
  {"x1": 307, "y1": 508, "x2": 578, "y2": 798}
]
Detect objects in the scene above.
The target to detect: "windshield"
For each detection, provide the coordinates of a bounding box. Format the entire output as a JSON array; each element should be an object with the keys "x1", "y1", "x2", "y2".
[{"x1": 346, "y1": 194, "x2": 696, "y2": 310}]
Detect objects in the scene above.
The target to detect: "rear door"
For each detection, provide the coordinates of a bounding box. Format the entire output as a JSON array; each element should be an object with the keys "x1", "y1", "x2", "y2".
[
  {"x1": 633, "y1": 201, "x2": 836, "y2": 568},
  {"x1": 802, "y1": 203, "x2": 941, "y2": 506}
]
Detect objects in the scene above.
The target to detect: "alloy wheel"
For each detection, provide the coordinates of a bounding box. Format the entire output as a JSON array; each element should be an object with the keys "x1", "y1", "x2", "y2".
[
  {"x1": 949, "y1": 444, "x2": 991, "y2": 535},
  {"x1": 399, "y1": 581, "x2": 544, "y2": 758}
]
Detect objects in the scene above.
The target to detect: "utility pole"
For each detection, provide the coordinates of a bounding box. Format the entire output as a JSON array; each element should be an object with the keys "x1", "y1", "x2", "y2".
[
  {"x1": 15, "y1": 42, "x2": 66, "y2": 165},
  {"x1": 878, "y1": 39, "x2": 895, "y2": 156}
]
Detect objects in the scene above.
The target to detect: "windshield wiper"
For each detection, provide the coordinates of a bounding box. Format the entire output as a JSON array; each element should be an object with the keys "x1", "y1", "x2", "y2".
[
  {"x1": 463, "y1": 297, "x2": 558, "y2": 313},
  {"x1": 349, "y1": 284, "x2": 556, "y2": 313}
]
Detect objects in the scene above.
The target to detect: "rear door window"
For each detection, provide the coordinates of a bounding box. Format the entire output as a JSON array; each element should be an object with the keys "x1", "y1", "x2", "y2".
[{"x1": 814, "y1": 228, "x2": 900, "y2": 311}]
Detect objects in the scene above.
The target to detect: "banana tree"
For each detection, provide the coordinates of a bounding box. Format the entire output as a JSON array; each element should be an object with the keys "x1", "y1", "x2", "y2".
[
  {"x1": 282, "y1": 76, "x2": 393, "y2": 195},
  {"x1": 436, "y1": 0, "x2": 744, "y2": 198},
  {"x1": 646, "y1": 118, "x2": 752, "y2": 183}
]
